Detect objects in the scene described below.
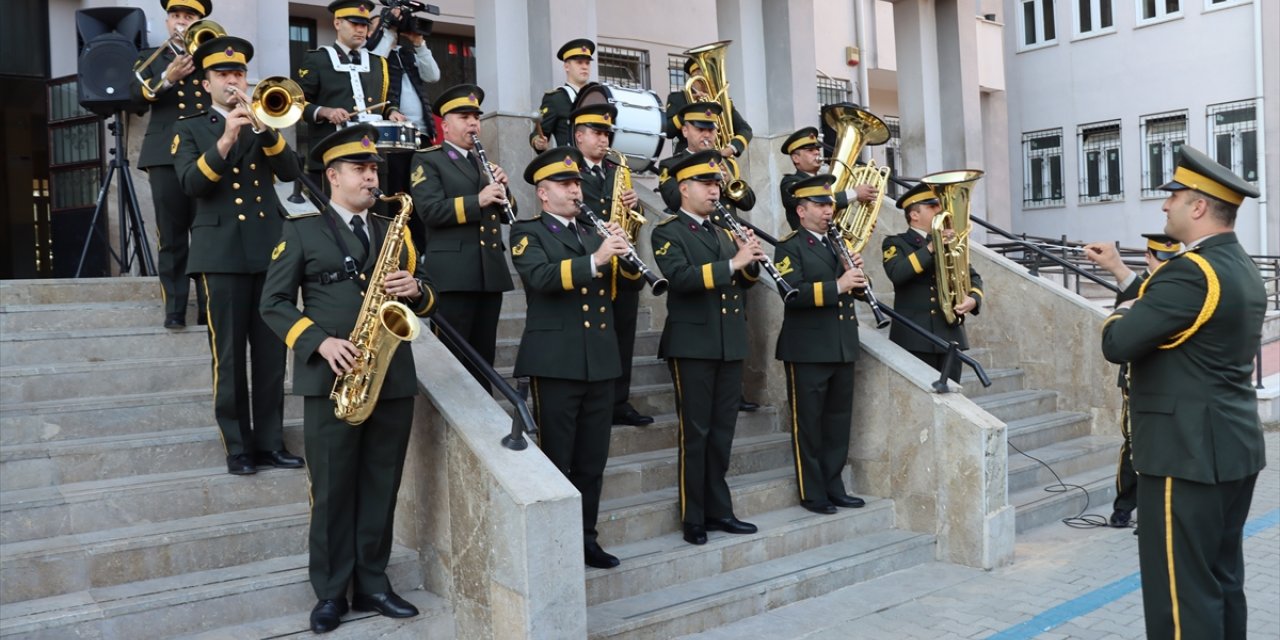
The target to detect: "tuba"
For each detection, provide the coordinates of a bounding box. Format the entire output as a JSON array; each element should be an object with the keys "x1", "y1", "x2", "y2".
[
  {"x1": 822, "y1": 103, "x2": 891, "y2": 254},
  {"x1": 683, "y1": 41, "x2": 750, "y2": 202},
  {"x1": 922, "y1": 169, "x2": 985, "y2": 326},
  {"x1": 331, "y1": 190, "x2": 422, "y2": 425},
  {"x1": 605, "y1": 149, "x2": 647, "y2": 243}
]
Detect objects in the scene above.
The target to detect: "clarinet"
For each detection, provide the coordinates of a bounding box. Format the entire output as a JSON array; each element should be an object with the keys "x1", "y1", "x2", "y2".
[
  {"x1": 826, "y1": 222, "x2": 891, "y2": 329},
  {"x1": 711, "y1": 201, "x2": 799, "y2": 302},
  {"x1": 469, "y1": 134, "x2": 516, "y2": 224},
  {"x1": 575, "y1": 200, "x2": 669, "y2": 296}
]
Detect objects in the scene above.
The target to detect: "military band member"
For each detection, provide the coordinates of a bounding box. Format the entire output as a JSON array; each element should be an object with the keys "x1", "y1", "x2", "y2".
[
  {"x1": 1101, "y1": 146, "x2": 1266, "y2": 640},
  {"x1": 656, "y1": 102, "x2": 755, "y2": 214},
  {"x1": 409, "y1": 84, "x2": 514, "y2": 390},
  {"x1": 881, "y1": 183, "x2": 983, "y2": 383},
  {"x1": 652, "y1": 150, "x2": 763, "y2": 546},
  {"x1": 663, "y1": 57, "x2": 752, "y2": 157},
  {"x1": 571, "y1": 104, "x2": 653, "y2": 426},
  {"x1": 510, "y1": 147, "x2": 639, "y2": 569},
  {"x1": 172, "y1": 36, "x2": 303, "y2": 475},
  {"x1": 778, "y1": 126, "x2": 879, "y2": 232},
  {"x1": 260, "y1": 125, "x2": 436, "y2": 634},
  {"x1": 530, "y1": 38, "x2": 595, "y2": 152},
  {"x1": 774, "y1": 175, "x2": 868, "y2": 514},
  {"x1": 131, "y1": 0, "x2": 210, "y2": 328}
]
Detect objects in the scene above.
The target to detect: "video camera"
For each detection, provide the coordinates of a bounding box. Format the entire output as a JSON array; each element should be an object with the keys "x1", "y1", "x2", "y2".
[{"x1": 379, "y1": 0, "x2": 440, "y2": 35}]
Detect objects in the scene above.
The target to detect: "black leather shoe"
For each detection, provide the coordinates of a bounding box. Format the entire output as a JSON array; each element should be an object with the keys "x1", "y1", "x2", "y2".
[
  {"x1": 801, "y1": 501, "x2": 837, "y2": 515},
  {"x1": 310, "y1": 598, "x2": 347, "y2": 633},
  {"x1": 352, "y1": 591, "x2": 419, "y2": 618},
  {"x1": 254, "y1": 449, "x2": 305, "y2": 469},
  {"x1": 1109, "y1": 509, "x2": 1132, "y2": 528},
  {"x1": 614, "y1": 406, "x2": 655, "y2": 427},
  {"x1": 706, "y1": 517, "x2": 757, "y2": 534},
  {"x1": 682, "y1": 523, "x2": 707, "y2": 545},
  {"x1": 738, "y1": 399, "x2": 760, "y2": 412},
  {"x1": 584, "y1": 541, "x2": 621, "y2": 569},
  {"x1": 164, "y1": 313, "x2": 185, "y2": 329},
  {"x1": 226, "y1": 454, "x2": 257, "y2": 475},
  {"x1": 829, "y1": 494, "x2": 866, "y2": 509}
]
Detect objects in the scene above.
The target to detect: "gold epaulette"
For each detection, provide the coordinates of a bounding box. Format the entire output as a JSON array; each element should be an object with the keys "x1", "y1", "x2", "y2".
[
  {"x1": 177, "y1": 112, "x2": 208, "y2": 121},
  {"x1": 544, "y1": 88, "x2": 559, "y2": 95},
  {"x1": 284, "y1": 210, "x2": 321, "y2": 220},
  {"x1": 419, "y1": 144, "x2": 442, "y2": 153},
  {"x1": 656, "y1": 215, "x2": 679, "y2": 226},
  {"x1": 779, "y1": 230, "x2": 798, "y2": 242}
]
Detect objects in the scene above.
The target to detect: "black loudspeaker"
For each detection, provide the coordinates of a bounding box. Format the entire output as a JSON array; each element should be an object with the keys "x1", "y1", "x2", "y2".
[{"x1": 76, "y1": 7, "x2": 148, "y2": 116}]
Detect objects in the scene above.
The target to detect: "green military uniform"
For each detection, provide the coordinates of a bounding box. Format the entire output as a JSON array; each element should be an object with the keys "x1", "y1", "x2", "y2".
[
  {"x1": 652, "y1": 151, "x2": 760, "y2": 530},
  {"x1": 773, "y1": 175, "x2": 864, "y2": 513},
  {"x1": 130, "y1": 0, "x2": 212, "y2": 326},
  {"x1": 881, "y1": 183, "x2": 983, "y2": 382},
  {"x1": 663, "y1": 57, "x2": 751, "y2": 156},
  {"x1": 1101, "y1": 146, "x2": 1266, "y2": 640},
  {"x1": 172, "y1": 36, "x2": 301, "y2": 470},
  {"x1": 778, "y1": 127, "x2": 854, "y2": 232},
  {"x1": 408, "y1": 84, "x2": 514, "y2": 390},
  {"x1": 656, "y1": 102, "x2": 755, "y2": 213},
  {"x1": 530, "y1": 39, "x2": 594, "y2": 149}
]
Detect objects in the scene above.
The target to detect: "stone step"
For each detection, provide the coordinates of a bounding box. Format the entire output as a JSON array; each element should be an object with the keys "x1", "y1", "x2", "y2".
[
  {"x1": 958, "y1": 367, "x2": 1023, "y2": 399},
  {"x1": 493, "y1": 330, "x2": 662, "y2": 370},
  {"x1": 962, "y1": 346, "x2": 997, "y2": 370},
  {"x1": 1006, "y1": 411, "x2": 1093, "y2": 452},
  {"x1": 0, "y1": 301, "x2": 199, "y2": 333},
  {"x1": 1007, "y1": 435, "x2": 1123, "y2": 495},
  {"x1": 0, "y1": 546, "x2": 423, "y2": 640},
  {"x1": 971, "y1": 389, "x2": 1059, "y2": 423},
  {"x1": 175, "y1": 588, "x2": 454, "y2": 639},
  {"x1": 600, "y1": 433, "x2": 792, "y2": 503},
  {"x1": 0, "y1": 326, "x2": 210, "y2": 367},
  {"x1": 0, "y1": 422, "x2": 305, "y2": 491},
  {"x1": 1010, "y1": 466, "x2": 1120, "y2": 533},
  {"x1": 0, "y1": 356, "x2": 209, "y2": 404},
  {"x1": 0, "y1": 503, "x2": 310, "y2": 604},
  {"x1": 605, "y1": 408, "x2": 778, "y2": 459},
  {"x1": 1, "y1": 466, "x2": 308, "y2": 544},
  {"x1": 587, "y1": 527, "x2": 934, "y2": 640},
  {"x1": 500, "y1": 357, "x2": 672, "y2": 391},
  {"x1": 0, "y1": 277, "x2": 163, "y2": 306},
  {"x1": 495, "y1": 307, "x2": 653, "y2": 341}
]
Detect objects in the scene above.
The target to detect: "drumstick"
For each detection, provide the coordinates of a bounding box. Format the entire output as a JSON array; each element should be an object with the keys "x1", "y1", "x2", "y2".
[{"x1": 352, "y1": 101, "x2": 389, "y2": 115}]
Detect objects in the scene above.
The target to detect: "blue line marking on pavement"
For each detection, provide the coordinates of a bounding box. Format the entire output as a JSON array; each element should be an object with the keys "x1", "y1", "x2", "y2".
[{"x1": 986, "y1": 507, "x2": 1280, "y2": 640}]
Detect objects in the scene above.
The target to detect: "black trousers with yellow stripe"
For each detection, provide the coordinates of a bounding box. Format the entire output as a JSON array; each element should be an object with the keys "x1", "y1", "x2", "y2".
[
  {"x1": 531, "y1": 377, "x2": 614, "y2": 546},
  {"x1": 1113, "y1": 392, "x2": 1138, "y2": 515},
  {"x1": 1136, "y1": 472, "x2": 1258, "y2": 640},
  {"x1": 611, "y1": 289, "x2": 641, "y2": 415},
  {"x1": 784, "y1": 361, "x2": 854, "y2": 506},
  {"x1": 149, "y1": 165, "x2": 205, "y2": 318},
  {"x1": 668, "y1": 357, "x2": 742, "y2": 526}
]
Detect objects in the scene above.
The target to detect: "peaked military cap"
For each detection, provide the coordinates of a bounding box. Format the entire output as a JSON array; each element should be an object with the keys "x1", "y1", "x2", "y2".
[
  {"x1": 328, "y1": 0, "x2": 375, "y2": 23},
  {"x1": 571, "y1": 103, "x2": 617, "y2": 132},
  {"x1": 1141, "y1": 233, "x2": 1182, "y2": 255},
  {"x1": 675, "y1": 101, "x2": 722, "y2": 130},
  {"x1": 557, "y1": 38, "x2": 596, "y2": 61},
  {"x1": 161, "y1": 0, "x2": 211, "y2": 17},
  {"x1": 310, "y1": 123, "x2": 383, "y2": 167},
  {"x1": 1159, "y1": 145, "x2": 1260, "y2": 206},
  {"x1": 782, "y1": 127, "x2": 822, "y2": 155},
  {"x1": 193, "y1": 35, "x2": 252, "y2": 72},
  {"x1": 524, "y1": 147, "x2": 584, "y2": 185},
  {"x1": 896, "y1": 182, "x2": 939, "y2": 210},
  {"x1": 670, "y1": 150, "x2": 725, "y2": 183},
  {"x1": 790, "y1": 174, "x2": 837, "y2": 204},
  {"x1": 433, "y1": 84, "x2": 484, "y2": 117},
  {"x1": 684, "y1": 57, "x2": 699, "y2": 75}
]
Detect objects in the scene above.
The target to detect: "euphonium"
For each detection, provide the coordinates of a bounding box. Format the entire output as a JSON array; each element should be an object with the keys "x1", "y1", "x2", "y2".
[
  {"x1": 822, "y1": 102, "x2": 891, "y2": 254},
  {"x1": 922, "y1": 169, "x2": 985, "y2": 326},
  {"x1": 331, "y1": 190, "x2": 422, "y2": 425},
  {"x1": 605, "y1": 149, "x2": 647, "y2": 242}
]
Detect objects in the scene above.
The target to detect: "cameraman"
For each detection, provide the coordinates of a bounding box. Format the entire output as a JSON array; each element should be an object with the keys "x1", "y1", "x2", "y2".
[{"x1": 368, "y1": 6, "x2": 440, "y2": 198}]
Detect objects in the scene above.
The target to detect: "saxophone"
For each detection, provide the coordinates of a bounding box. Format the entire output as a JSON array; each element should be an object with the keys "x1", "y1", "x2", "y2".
[
  {"x1": 605, "y1": 148, "x2": 647, "y2": 242},
  {"x1": 331, "y1": 190, "x2": 422, "y2": 425}
]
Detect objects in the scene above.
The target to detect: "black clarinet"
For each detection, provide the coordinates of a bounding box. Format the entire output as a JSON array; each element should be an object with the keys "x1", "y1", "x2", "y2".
[
  {"x1": 825, "y1": 222, "x2": 891, "y2": 328},
  {"x1": 575, "y1": 200, "x2": 669, "y2": 296},
  {"x1": 711, "y1": 202, "x2": 798, "y2": 302},
  {"x1": 469, "y1": 134, "x2": 516, "y2": 224}
]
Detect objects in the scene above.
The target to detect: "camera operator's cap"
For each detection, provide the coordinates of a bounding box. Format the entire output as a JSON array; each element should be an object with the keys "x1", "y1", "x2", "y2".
[
  {"x1": 1141, "y1": 233, "x2": 1182, "y2": 253},
  {"x1": 161, "y1": 0, "x2": 211, "y2": 17},
  {"x1": 782, "y1": 127, "x2": 821, "y2": 155},
  {"x1": 571, "y1": 104, "x2": 617, "y2": 132},
  {"x1": 193, "y1": 35, "x2": 252, "y2": 72},
  {"x1": 524, "y1": 147, "x2": 584, "y2": 185},
  {"x1": 433, "y1": 84, "x2": 484, "y2": 117},
  {"x1": 557, "y1": 39, "x2": 596, "y2": 61},
  {"x1": 676, "y1": 101, "x2": 722, "y2": 130},
  {"x1": 327, "y1": 0, "x2": 375, "y2": 24},
  {"x1": 791, "y1": 174, "x2": 837, "y2": 204},
  {"x1": 310, "y1": 124, "x2": 384, "y2": 167},
  {"x1": 896, "y1": 182, "x2": 939, "y2": 210},
  {"x1": 1158, "y1": 145, "x2": 1259, "y2": 205},
  {"x1": 404, "y1": 16, "x2": 434, "y2": 35},
  {"x1": 671, "y1": 150, "x2": 724, "y2": 183}
]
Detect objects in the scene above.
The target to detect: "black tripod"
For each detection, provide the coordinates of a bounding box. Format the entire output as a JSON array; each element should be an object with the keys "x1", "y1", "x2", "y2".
[{"x1": 76, "y1": 111, "x2": 155, "y2": 277}]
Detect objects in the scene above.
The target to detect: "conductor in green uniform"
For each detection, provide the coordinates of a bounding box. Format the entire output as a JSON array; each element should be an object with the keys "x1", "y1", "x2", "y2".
[
  {"x1": 172, "y1": 35, "x2": 303, "y2": 475},
  {"x1": 1101, "y1": 146, "x2": 1266, "y2": 640},
  {"x1": 260, "y1": 124, "x2": 437, "y2": 634},
  {"x1": 530, "y1": 38, "x2": 595, "y2": 151},
  {"x1": 778, "y1": 127, "x2": 878, "y2": 232},
  {"x1": 510, "y1": 147, "x2": 640, "y2": 569},
  {"x1": 773, "y1": 175, "x2": 868, "y2": 514},
  {"x1": 651, "y1": 150, "x2": 763, "y2": 546}
]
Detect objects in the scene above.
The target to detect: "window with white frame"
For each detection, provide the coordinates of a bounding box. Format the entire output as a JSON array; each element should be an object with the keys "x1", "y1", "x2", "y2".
[
  {"x1": 1207, "y1": 99, "x2": 1259, "y2": 185},
  {"x1": 1078, "y1": 121, "x2": 1123, "y2": 203},
  {"x1": 882, "y1": 116, "x2": 902, "y2": 198},
  {"x1": 1137, "y1": 0, "x2": 1180, "y2": 23},
  {"x1": 1075, "y1": 0, "x2": 1114, "y2": 35},
  {"x1": 1023, "y1": 129, "x2": 1065, "y2": 207},
  {"x1": 1020, "y1": 0, "x2": 1058, "y2": 47},
  {"x1": 1140, "y1": 111, "x2": 1187, "y2": 198},
  {"x1": 1205, "y1": 0, "x2": 1249, "y2": 8},
  {"x1": 597, "y1": 45, "x2": 650, "y2": 90}
]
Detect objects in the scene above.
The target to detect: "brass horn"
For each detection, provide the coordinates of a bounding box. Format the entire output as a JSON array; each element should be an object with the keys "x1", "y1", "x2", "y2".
[
  {"x1": 682, "y1": 40, "x2": 735, "y2": 151},
  {"x1": 183, "y1": 19, "x2": 226, "y2": 55},
  {"x1": 822, "y1": 102, "x2": 891, "y2": 254},
  {"x1": 251, "y1": 77, "x2": 305, "y2": 130},
  {"x1": 923, "y1": 169, "x2": 985, "y2": 326}
]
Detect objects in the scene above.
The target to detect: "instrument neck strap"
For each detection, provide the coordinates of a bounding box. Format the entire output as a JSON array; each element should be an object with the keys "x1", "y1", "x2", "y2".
[{"x1": 318, "y1": 206, "x2": 365, "y2": 290}]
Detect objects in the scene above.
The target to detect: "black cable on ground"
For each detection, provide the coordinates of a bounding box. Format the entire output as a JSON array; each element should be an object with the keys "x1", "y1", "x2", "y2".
[{"x1": 1007, "y1": 440, "x2": 1115, "y2": 529}]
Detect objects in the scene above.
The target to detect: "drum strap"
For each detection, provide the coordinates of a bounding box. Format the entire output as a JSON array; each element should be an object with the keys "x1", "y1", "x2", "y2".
[
  {"x1": 323, "y1": 45, "x2": 379, "y2": 123},
  {"x1": 560, "y1": 84, "x2": 578, "y2": 102}
]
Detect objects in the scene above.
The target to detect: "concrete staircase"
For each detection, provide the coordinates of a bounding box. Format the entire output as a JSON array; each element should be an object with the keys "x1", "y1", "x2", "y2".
[{"x1": 0, "y1": 278, "x2": 452, "y2": 639}]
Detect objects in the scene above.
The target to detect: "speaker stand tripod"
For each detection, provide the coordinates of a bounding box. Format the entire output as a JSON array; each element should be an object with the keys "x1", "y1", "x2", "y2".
[{"x1": 76, "y1": 111, "x2": 155, "y2": 277}]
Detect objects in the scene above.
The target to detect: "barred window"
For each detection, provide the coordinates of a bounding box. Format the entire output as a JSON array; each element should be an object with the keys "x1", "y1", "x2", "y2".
[
  {"x1": 1207, "y1": 99, "x2": 1258, "y2": 185},
  {"x1": 47, "y1": 77, "x2": 101, "y2": 212},
  {"x1": 1137, "y1": 0, "x2": 1180, "y2": 22},
  {"x1": 597, "y1": 45, "x2": 650, "y2": 90},
  {"x1": 1020, "y1": 0, "x2": 1057, "y2": 48},
  {"x1": 1140, "y1": 111, "x2": 1187, "y2": 198},
  {"x1": 1078, "y1": 121, "x2": 1122, "y2": 203},
  {"x1": 668, "y1": 55, "x2": 688, "y2": 95},
  {"x1": 817, "y1": 76, "x2": 851, "y2": 107},
  {"x1": 1023, "y1": 129, "x2": 1065, "y2": 207},
  {"x1": 882, "y1": 116, "x2": 903, "y2": 198}
]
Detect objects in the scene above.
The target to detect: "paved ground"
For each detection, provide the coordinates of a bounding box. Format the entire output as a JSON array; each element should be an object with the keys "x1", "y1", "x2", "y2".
[{"x1": 683, "y1": 432, "x2": 1280, "y2": 640}]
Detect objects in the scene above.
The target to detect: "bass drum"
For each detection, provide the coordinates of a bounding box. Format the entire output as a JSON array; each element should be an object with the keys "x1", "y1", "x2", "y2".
[{"x1": 573, "y1": 82, "x2": 665, "y2": 172}]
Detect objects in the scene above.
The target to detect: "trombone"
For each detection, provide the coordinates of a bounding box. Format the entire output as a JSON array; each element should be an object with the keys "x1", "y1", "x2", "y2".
[
  {"x1": 226, "y1": 77, "x2": 306, "y2": 134},
  {"x1": 134, "y1": 20, "x2": 227, "y2": 100}
]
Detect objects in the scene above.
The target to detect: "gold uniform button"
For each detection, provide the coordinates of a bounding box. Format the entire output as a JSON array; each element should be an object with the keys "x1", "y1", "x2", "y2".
[
  {"x1": 734, "y1": 309, "x2": 740, "y2": 314},
  {"x1": 237, "y1": 214, "x2": 246, "y2": 221},
  {"x1": 195, "y1": 103, "x2": 203, "y2": 110},
  {"x1": 581, "y1": 287, "x2": 588, "y2": 295},
  {"x1": 256, "y1": 196, "x2": 262, "y2": 203},
  {"x1": 233, "y1": 167, "x2": 241, "y2": 174},
  {"x1": 721, "y1": 308, "x2": 727, "y2": 315},
  {"x1": 930, "y1": 297, "x2": 937, "y2": 302},
  {"x1": 233, "y1": 183, "x2": 241, "y2": 190},
  {"x1": 838, "y1": 301, "x2": 844, "y2": 308},
  {"x1": 178, "y1": 103, "x2": 185, "y2": 109},
  {"x1": 177, "y1": 90, "x2": 185, "y2": 97},
  {"x1": 250, "y1": 163, "x2": 257, "y2": 170},
  {"x1": 582, "y1": 304, "x2": 589, "y2": 312},
  {"x1": 489, "y1": 215, "x2": 497, "y2": 221},
  {"x1": 598, "y1": 289, "x2": 605, "y2": 296},
  {"x1": 838, "y1": 314, "x2": 844, "y2": 320},
  {"x1": 601, "y1": 323, "x2": 607, "y2": 329},
  {"x1": 254, "y1": 180, "x2": 260, "y2": 187},
  {"x1": 733, "y1": 294, "x2": 739, "y2": 300},
  {"x1": 480, "y1": 240, "x2": 486, "y2": 247},
  {"x1": 258, "y1": 212, "x2": 265, "y2": 218},
  {"x1": 234, "y1": 197, "x2": 244, "y2": 205},
  {"x1": 930, "y1": 310, "x2": 937, "y2": 315},
  {"x1": 599, "y1": 306, "x2": 606, "y2": 313},
  {"x1": 194, "y1": 90, "x2": 202, "y2": 97},
  {"x1": 491, "y1": 228, "x2": 498, "y2": 235},
  {"x1": 584, "y1": 321, "x2": 591, "y2": 328}
]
